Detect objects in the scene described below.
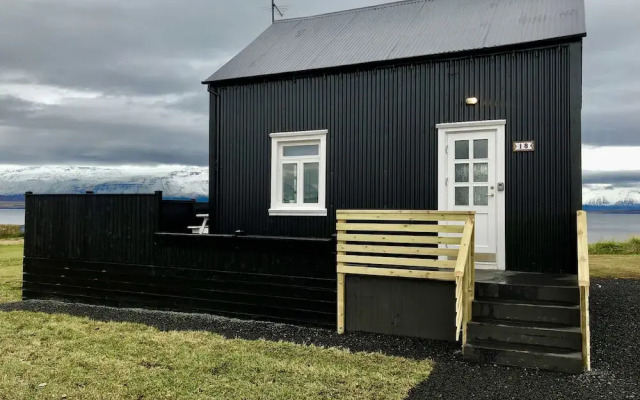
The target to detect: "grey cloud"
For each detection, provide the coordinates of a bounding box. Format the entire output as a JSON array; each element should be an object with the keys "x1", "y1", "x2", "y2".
[
  {"x1": 583, "y1": 170, "x2": 640, "y2": 186},
  {"x1": 1, "y1": 0, "x2": 638, "y2": 166},
  {"x1": 0, "y1": 0, "x2": 375, "y2": 166},
  {"x1": 582, "y1": 0, "x2": 640, "y2": 146}
]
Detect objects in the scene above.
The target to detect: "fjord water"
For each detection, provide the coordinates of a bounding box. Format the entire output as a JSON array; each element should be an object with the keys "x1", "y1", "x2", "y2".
[
  {"x1": 0, "y1": 209, "x2": 25, "y2": 225},
  {"x1": 588, "y1": 213, "x2": 640, "y2": 243},
  {"x1": 0, "y1": 208, "x2": 639, "y2": 243}
]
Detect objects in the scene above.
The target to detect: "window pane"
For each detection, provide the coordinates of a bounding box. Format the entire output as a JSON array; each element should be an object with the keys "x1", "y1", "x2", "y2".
[
  {"x1": 455, "y1": 187, "x2": 469, "y2": 206},
  {"x1": 455, "y1": 140, "x2": 469, "y2": 159},
  {"x1": 303, "y1": 162, "x2": 319, "y2": 203},
  {"x1": 473, "y1": 163, "x2": 488, "y2": 182},
  {"x1": 283, "y1": 145, "x2": 319, "y2": 157},
  {"x1": 282, "y1": 163, "x2": 297, "y2": 203},
  {"x1": 474, "y1": 186, "x2": 489, "y2": 206},
  {"x1": 455, "y1": 164, "x2": 469, "y2": 182},
  {"x1": 474, "y1": 139, "x2": 488, "y2": 159}
]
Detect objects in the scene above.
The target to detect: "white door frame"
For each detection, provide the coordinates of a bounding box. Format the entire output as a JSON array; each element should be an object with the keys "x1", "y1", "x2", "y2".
[{"x1": 436, "y1": 120, "x2": 506, "y2": 270}]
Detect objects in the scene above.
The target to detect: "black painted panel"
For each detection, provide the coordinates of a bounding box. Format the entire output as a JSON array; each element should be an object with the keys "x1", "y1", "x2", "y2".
[
  {"x1": 345, "y1": 275, "x2": 456, "y2": 341},
  {"x1": 24, "y1": 193, "x2": 161, "y2": 265},
  {"x1": 209, "y1": 41, "x2": 583, "y2": 273},
  {"x1": 22, "y1": 195, "x2": 337, "y2": 327}
]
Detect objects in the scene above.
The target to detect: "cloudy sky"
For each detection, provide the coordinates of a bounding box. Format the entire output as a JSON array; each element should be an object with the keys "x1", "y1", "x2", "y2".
[{"x1": 0, "y1": 0, "x2": 638, "y2": 198}]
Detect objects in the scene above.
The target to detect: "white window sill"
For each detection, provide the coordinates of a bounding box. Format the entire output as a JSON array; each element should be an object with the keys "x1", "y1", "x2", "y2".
[{"x1": 268, "y1": 208, "x2": 327, "y2": 217}]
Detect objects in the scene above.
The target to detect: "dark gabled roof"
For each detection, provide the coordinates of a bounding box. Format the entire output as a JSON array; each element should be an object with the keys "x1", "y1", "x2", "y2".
[{"x1": 204, "y1": 0, "x2": 586, "y2": 83}]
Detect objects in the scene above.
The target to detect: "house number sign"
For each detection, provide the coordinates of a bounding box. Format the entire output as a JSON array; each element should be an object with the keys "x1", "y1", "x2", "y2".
[{"x1": 513, "y1": 141, "x2": 535, "y2": 152}]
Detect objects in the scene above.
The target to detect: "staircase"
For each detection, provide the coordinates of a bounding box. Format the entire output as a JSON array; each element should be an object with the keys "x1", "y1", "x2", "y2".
[{"x1": 463, "y1": 271, "x2": 584, "y2": 374}]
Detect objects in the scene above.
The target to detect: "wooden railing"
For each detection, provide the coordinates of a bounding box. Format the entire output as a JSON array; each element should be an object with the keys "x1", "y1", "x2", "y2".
[
  {"x1": 577, "y1": 210, "x2": 591, "y2": 371},
  {"x1": 335, "y1": 210, "x2": 475, "y2": 343},
  {"x1": 454, "y1": 216, "x2": 475, "y2": 344}
]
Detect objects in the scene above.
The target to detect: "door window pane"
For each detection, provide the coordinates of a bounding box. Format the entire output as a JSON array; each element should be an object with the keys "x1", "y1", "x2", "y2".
[
  {"x1": 474, "y1": 139, "x2": 488, "y2": 159},
  {"x1": 455, "y1": 187, "x2": 469, "y2": 206},
  {"x1": 283, "y1": 145, "x2": 319, "y2": 157},
  {"x1": 474, "y1": 186, "x2": 489, "y2": 206},
  {"x1": 303, "y1": 162, "x2": 319, "y2": 203},
  {"x1": 282, "y1": 164, "x2": 297, "y2": 203},
  {"x1": 455, "y1": 164, "x2": 469, "y2": 182},
  {"x1": 455, "y1": 140, "x2": 469, "y2": 159},
  {"x1": 473, "y1": 163, "x2": 488, "y2": 182}
]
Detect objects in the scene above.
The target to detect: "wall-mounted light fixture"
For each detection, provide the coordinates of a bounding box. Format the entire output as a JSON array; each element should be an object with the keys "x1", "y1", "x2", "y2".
[{"x1": 465, "y1": 97, "x2": 478, "y2": 105}]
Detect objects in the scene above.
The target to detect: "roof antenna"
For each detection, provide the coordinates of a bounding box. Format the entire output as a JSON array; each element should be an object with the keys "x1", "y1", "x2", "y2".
[{"x1": 272, "y1": 0, "x2": 284, "y2": 23}]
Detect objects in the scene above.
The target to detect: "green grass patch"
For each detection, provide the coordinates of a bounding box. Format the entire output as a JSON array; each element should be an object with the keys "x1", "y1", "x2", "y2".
[
  {"x1": 0, "y1": 225, "x2": 23, "y2": 239},
  {"x1": 0, "y1": 243, "x2": 432, "y2": 398},
  {"x1": 0, "y1": 243, "x2": 22, "y2": 303},
  {"x1": 590, "y1": 255, "x2": 640, "y2": 279},
  {"x1": 0, "y1": 311, "x2": 432, "y2": 399},
  {"x1": 589, "y1": 237, "x2": 640, "y2": 255}
]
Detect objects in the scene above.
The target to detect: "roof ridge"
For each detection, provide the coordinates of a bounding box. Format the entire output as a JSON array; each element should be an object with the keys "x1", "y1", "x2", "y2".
[{"x1": 273, "y1": 0, "x2": 429, "y2": 24}]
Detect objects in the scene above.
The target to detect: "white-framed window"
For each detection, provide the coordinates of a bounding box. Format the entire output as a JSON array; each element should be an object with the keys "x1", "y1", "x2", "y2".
[{"x1": 269, "y1": 130, "x2": 327, "y2": 216}]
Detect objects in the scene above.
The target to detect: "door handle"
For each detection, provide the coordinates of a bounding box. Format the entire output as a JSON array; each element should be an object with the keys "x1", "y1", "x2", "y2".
[{"x1": 486, "y1": 193, "x2": 495, "y2": 198}]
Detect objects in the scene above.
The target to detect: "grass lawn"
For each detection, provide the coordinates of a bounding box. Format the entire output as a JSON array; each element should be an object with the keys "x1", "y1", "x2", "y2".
[
  {"x1": 0, "y1": 242, "x2": 432, "y2": 400},
  {"x1": 0, "y1": 242, "x2": 22, "y2": 303},
  {"x1": 589, "y1": 237, "x2": 640, "y2": 279},
  {"x1": 589, "y1": 255, "x2": 640, "y2": 279}
]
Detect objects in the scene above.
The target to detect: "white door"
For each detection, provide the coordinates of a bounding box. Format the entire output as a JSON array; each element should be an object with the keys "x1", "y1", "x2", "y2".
[{"x1": 437, "y1": 121, "x2": 506, "y2": 269}]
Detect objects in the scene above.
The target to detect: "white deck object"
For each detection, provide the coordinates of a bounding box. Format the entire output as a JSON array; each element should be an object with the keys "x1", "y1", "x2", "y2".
[{"x1": 188, "y1": 214, "x2": 209, "y2": 234}]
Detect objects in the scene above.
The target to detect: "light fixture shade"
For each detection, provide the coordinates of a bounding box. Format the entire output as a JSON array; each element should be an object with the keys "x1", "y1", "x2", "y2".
[{"x1": 465, "y1": 97, "x2": 478, "y2": 105}]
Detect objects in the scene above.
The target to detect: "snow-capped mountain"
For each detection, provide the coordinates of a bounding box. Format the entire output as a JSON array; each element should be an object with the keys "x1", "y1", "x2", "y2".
[
  {"x1": 583, "y1": 186, "x2": 640, "y2": 207},
  {"x1": 0, "y1": 165, "x2": 208, "y2": 200},
  {"x1": 1, "y1": 165, "x2": 639, "y2": 208}
]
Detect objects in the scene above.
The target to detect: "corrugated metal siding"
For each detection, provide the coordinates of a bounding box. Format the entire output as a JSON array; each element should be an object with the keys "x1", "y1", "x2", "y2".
[
  {"x1": 210, "y1": 42, "x2": 582, "y2": 273},
  {"x1": 205, "y1": 0, "x2": 586, "y2": 82}
]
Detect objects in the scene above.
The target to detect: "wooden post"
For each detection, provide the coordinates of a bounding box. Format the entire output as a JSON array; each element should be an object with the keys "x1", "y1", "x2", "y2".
[
  {"x1": 337, "y1": 218, "x2": 346, "y2": 334},
  {"x1": 580, "y1": 286, "x2": 591, "y2": 371},
  {"x1": 337, "y1": 273, "x2": 345, "y2": 334},
  {"x1": 469, "y1": 217, "x2": 476, "y2": 300},
  {"x1": 462, "y1": 234, "x2": 470, "y2": 347},
  {"x1": 577, "y1": 210, "x2": 591, "y2": 371}
]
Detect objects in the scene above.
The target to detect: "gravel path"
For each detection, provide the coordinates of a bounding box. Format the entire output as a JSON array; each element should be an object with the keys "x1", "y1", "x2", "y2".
[{"x1": 1, "y1": 278, "x2": 638, "y2": 399}]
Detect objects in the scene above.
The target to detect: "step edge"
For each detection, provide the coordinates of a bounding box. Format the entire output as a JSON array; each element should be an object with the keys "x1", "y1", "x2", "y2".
[
  {"x1": 475, "y1": 282, "x2": 579, "y2": 290},
  {"x1": 474, "y1": 296, "x2": 579, "y2": 307},
  {"x1": 473, "y1": 299, "x2": 580, "y2": 310},
  {"x1": 467, "y1": 320, "x2": 581, "y2": 332},
  {"x1": 465, "y1": 341, "x2": 584, "y2": 358}
]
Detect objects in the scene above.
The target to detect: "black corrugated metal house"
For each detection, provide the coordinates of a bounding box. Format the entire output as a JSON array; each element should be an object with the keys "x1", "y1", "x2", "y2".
[
  {"x1": 203, "y1": 0, "x2": 586, "y2": 273},
  {"x1": 23, "y1": 0, "x2": 591, "y2": 374}
]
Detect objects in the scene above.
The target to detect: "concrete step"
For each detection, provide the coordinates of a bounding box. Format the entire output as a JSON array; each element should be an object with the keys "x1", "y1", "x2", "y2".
[
  {"x1": 472, "y1": 299, "x2": 580, "y2": 326},
  {"x1": 468, "y1": 318, "x2": 582, "y2": 351},
  {"x1": 476, "y1": 281, "x2": 579, "y2": 305},
  {"x1": 464, "y1": 340, "x2": 584, "y2": 374}
]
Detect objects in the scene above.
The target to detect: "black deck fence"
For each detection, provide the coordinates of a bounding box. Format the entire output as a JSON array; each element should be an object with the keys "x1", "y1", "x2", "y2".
[{"x1": 23, "y1": 193, "x2": 336, "y2": 327}]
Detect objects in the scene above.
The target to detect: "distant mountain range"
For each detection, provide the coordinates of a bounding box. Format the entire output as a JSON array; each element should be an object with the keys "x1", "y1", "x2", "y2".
[
  {"x1": 0, "y1": 165, "x2": 209, "y2": 202},
  {"x1": 1, "y1": 165, "x2": 639, "y2": 212},
  {"x1": 582, "y1": 193, "x2": 640, "y2": 213}
]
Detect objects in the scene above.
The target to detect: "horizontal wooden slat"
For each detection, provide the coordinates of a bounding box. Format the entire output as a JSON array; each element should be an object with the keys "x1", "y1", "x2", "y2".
[
  {"x1": 337, "y1": 243, "x2": 459, "y2": 257},
  {"x1": 336, "y1": 223, "x2": 465, "y2": 233},
  {"x1": 337, "y1": 254, "x2": 456, "y2": 269},
  {"x1": 337, "y1": 265, "x2": 455, "y2": 281},
  {"x1": 336, "y1": 212, "x2": 470, "y2": 222},
  {"x1": 337, "y1": 210, "x2": 474, "y2": 216},
  {"x1": 337, "y1": 233, "x2": 461, "y2": 245}
]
